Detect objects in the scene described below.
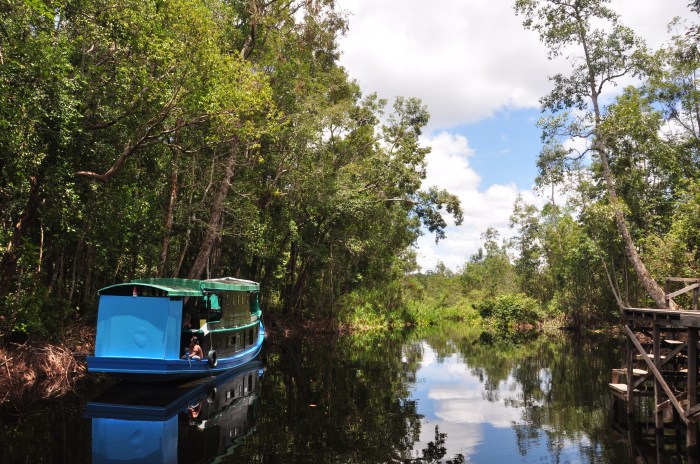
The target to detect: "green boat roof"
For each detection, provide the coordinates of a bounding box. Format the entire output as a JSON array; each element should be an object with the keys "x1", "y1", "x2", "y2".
[
  {"x1": 99, "y1": 277, "x2": 260, "y2": 296},
  {"x1": 201, "y1": 277, "x2": 260, "y2": 291}
]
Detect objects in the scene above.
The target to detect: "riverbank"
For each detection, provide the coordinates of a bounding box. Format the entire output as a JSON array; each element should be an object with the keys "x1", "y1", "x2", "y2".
[
  {"x1": 0, "y1": 323, "x2": 95, "y2": 410},
  {"x1": 0, "y1": 317, "x2": 346, "y2": 409}
]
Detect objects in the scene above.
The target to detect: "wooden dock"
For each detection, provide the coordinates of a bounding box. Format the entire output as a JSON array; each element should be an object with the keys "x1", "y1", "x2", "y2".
[{"x1": 614, "y1": 277, "x2": 700, "y2": 455}]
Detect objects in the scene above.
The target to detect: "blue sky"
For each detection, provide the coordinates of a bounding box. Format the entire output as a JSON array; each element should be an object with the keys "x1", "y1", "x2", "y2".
[
  {"x1": 336, "y1": 0, "x2": 693, "y2": 271},
  {"x1": 458, "y1": 108, "x2": 542, "y2": 190}
]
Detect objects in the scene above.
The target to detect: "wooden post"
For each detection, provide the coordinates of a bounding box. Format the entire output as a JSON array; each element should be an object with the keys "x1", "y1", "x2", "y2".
[
  {"x1": 666, "y1": 278, "x2": 671, "y2": 308},
  {"x1": 654, "y1": 324, "x2": 664, "y2": 432},
  {"x1": 689, "y1": 328, "x2": 698, "y2": 449},
  {"x1": 627, "y1": 332, "x2": 634, "y2": 415},
  {"x1": 694, "y1": 286, "x2": 699, "y2": 311},
  {"x1": 655, "y1": 323, "x2": 664, "y2": 464}
]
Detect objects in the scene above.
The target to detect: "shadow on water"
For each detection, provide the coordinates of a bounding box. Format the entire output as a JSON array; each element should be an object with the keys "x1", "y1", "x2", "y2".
[{"x1": 3, "y1": 324, "x2": 699, "y2": 463}]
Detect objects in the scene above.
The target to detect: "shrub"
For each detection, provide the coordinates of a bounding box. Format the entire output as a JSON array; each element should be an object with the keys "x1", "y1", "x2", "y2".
[{"x1": 475, "y1": 293, "x2": 541, "y2": 329}]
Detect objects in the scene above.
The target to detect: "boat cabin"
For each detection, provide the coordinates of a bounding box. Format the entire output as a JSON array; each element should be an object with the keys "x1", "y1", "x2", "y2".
[{"x1": 94, "y1": 278, "x2": 261, "y2": 363}]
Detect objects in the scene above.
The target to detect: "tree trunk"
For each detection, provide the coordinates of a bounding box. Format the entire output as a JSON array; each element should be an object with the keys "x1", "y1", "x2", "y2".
[
  {"x1": 596, "y1": 144, "x2": 671, "y2": 309},
  {"x1": 158, "y1": 128, "x2": 182, "y2": 277},
  {"x1": 187, "y1": 148, "x2": 238, "y2": 280},
  {"x1": 578, "y1": 18, "x2": 672, "y2": 310}
]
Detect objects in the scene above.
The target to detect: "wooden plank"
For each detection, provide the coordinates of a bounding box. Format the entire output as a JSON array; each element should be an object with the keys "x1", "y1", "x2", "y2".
[
  {"x1": 612, "y1": 368, "x2": 647, "y2": 376},
  {"x1": 658, "y1": 391, "x2": 688, "y2": 411},
  {"x1": 610, "y1": 383, "x2": 634, "y2": 401},
  {"x1": 666, "y1": 277, "x2": 700, "y2": 283},
  {"x1": 689, "y1": 403, "x2": 700, "y2": 420},
  {"x1": 679, "y1": 315, "x2": 700, "y2": 328},
  {"x1": 624, "y1": 307, "x2": 700, "y2": 317},
  {"x1": 636, "y1": 354, "x2": 665, "y2": 360},
  {"x1": 667, "y1": 283, "x2": 700, "y2": 300},
  {"x1": 627, "y1": 336, "x2": 634, "y2": 415},
  {"x1": 624, "y1": 325, "x2": 689, "y2": 424},
  {"x1": 613, "y1": 368, "x2": 647, "y2": 384}
]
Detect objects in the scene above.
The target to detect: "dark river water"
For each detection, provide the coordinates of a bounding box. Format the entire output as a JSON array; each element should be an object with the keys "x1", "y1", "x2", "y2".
[{"x1": 0, "y1": 325, "x2": 691, "y2": 463}]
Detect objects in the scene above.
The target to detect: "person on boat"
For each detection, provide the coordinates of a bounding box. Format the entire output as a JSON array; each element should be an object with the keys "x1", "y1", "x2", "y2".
[
  {"x1": 187, "y1": 401, "x2": 202, "y2": 419},
  {"x1": 182, "y1": 336, "x2": 204, "y2": 360}
]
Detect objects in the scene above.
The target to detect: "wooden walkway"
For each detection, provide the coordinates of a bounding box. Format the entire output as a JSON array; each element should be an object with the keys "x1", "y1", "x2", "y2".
[{"x1": 613, "y1": 277, "x2": 700, "y2": 453}]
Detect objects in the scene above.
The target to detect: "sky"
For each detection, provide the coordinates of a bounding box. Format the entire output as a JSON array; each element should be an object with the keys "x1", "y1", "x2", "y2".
[{"x1": 334, "y1": 0, "x2": 694, "y2": 272}]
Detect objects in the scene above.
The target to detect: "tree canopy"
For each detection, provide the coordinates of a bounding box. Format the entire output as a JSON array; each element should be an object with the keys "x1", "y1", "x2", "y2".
[{"x1": 0, "y1": 0, "x2": 462, "y2": 338}]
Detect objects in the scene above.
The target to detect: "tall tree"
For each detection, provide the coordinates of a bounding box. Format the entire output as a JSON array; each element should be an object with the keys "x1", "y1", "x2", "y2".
[{"x1": 514, "y1": 0, "x2": 671, "y2": 309}]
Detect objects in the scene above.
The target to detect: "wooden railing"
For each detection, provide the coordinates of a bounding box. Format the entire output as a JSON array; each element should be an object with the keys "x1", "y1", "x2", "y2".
[{"x1": 665, "y1": 277, "x2": 700, "y2": 310}]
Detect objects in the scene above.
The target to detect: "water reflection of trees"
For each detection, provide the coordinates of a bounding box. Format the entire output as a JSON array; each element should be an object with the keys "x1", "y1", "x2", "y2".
[
  {"x1": 228, "y1": 333, "x2": 420, "y2": 462},
  {"x1": 418, "y1": 326, "x2": 627, "y2": 463},
  {"x1": 0, "y1": 400, "x2": 91, "y2": 463},
  {"x1": 222, "y1": 326, "x2": 629, "y2": 463},
  {"x1": 408, "y1": 426, "x2": 465, "y2": 464},
  {"x1": 229, "y1": 332, "x2": 467, "y2": 463}
]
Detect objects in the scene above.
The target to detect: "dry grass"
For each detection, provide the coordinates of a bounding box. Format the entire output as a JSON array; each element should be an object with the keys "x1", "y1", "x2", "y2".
[{"x1": 0, "y1": 324, "x2": 95, "y2": 408}]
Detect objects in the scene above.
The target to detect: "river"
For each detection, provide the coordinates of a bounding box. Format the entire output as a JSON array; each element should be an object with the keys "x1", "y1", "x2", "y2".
[{"x1": 0, "y1": 325, "x2": 690, "y2": 463}]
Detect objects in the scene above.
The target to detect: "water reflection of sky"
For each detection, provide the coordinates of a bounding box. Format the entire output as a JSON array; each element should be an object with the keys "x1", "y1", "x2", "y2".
[{"x1": 410, "y1": 341, "x2": 589, "y2": 463}]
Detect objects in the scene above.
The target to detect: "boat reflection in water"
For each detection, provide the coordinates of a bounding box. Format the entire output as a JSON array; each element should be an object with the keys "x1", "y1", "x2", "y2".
[{"x1": 86, "y1": 359, "x2": 263, "y2": 464}]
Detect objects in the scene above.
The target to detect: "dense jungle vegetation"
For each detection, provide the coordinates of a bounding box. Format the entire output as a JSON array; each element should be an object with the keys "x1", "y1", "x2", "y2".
[
  {"x1": 0, "y1": 0, "x2": 464, "y2": 340},
  {"x1": 2, "y1": 0, "x2": 700, "y2": 343}
]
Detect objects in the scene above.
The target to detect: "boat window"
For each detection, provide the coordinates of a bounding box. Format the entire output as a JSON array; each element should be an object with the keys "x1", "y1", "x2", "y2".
[
  {"x1": 249, "y1": 292, "x2": 260, "y2": 313},
  {"x1": 248, "y1": 374, "x2": 253, "y2": 392},
  {"x1": 206, "y1": 293, "x2": 222, "y2": 322}
]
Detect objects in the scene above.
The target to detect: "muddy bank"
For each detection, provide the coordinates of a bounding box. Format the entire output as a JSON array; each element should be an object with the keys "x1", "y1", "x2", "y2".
[{"x1": 0, "y1": 324, "x2": 97, "y2": 410}]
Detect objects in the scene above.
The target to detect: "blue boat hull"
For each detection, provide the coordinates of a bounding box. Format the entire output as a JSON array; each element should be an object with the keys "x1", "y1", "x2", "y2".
[{"x1": 87, "y1": 323, "x2": 265, "y2": 382}]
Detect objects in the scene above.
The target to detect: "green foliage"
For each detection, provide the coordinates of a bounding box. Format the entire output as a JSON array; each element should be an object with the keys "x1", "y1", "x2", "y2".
[
  {"x1": 475, "y1": 293, "x2": 541, "y2": 330},
  {"x1": 0, "y1": 0, "x2": 464, "y2": 338},
  {"x1": 461, "y1": 228, "x2": 517, "y2": 299},
  {"x1": 403, "y1": 265, "x2": 482, "y2": 327},
  {"x1": 667, "y1": 179, "x2": 700, "y2": 264}
]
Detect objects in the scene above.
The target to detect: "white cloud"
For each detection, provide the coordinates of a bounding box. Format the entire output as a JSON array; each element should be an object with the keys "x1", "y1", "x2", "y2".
[
  {"x1": 338, "y1": 1, "x2": 690, "y2": 130},
  {"x1": 338, "y1": 0, "x2": 560, "y2": 129},
  {"x1": 412, "y1": 349, "x2": 526, "y2": 459},
  {"x1": 415, "y1": 132, "x2": 545, "y2": 271},
  {"x1": 422, "y1": 131, "x2": 478, "y2": 198}
]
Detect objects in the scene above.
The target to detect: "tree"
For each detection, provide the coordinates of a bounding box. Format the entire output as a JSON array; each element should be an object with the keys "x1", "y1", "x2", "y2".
[
  {"x1": 461, "y1": 228, "x2": 516, "y2": 299},
  {"x1": 0, "y1": 0, "x2": 464, "y2": 338},
  {"x1": 515, "y1": 0, "x2": 671, "y2": 309}
]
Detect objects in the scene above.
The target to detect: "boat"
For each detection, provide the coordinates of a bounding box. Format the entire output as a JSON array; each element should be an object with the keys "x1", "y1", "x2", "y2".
[
  {"x1": 86, "y1": 359, "x2": 263, "y2": 464},
  {"x1": 86, "y1": 277, "x2": 264, "y2": 381}
]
